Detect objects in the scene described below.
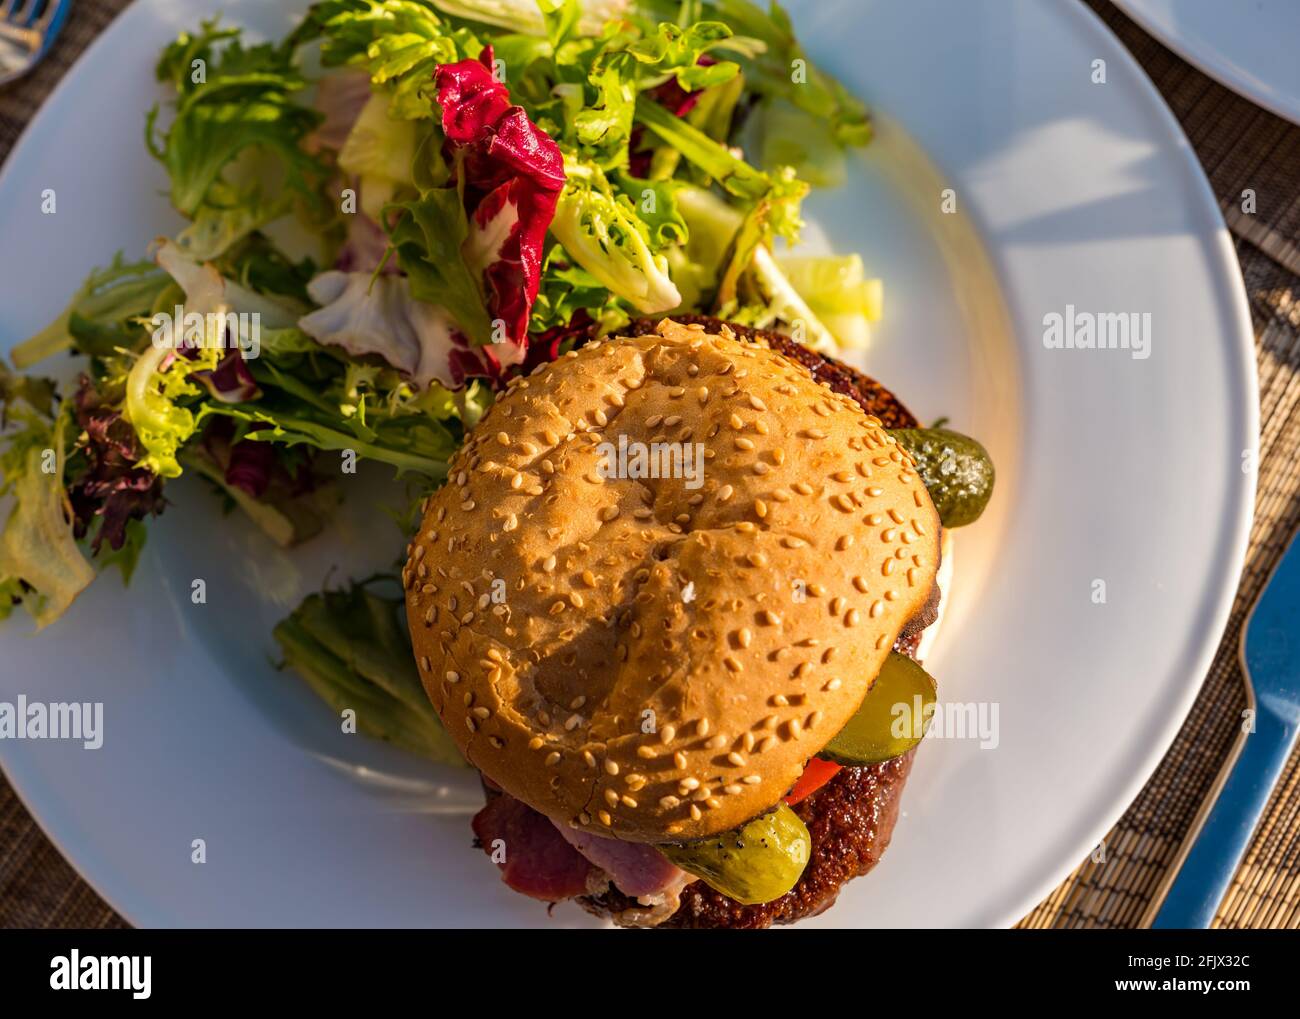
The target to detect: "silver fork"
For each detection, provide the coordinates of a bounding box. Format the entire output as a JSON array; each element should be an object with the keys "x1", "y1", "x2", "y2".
[{"x1": 0, "y1": 0, "x2": 72, "y2": 87}]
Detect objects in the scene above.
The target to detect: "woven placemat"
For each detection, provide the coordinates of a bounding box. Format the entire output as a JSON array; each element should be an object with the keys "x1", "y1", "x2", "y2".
[{"x1": 1, "y1": 0, "x2": 1297, "y2": 929}]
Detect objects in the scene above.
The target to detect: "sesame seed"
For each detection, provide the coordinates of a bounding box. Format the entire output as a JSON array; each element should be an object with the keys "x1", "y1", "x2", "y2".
[{"x1": 546, "y1": 751, "x2": 561, "y2": 766}]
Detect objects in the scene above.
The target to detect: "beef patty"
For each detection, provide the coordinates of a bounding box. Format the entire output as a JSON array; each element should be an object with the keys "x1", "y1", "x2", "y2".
[{"x1": 577, "y1": 318, "x2": 934, "y2": 928}]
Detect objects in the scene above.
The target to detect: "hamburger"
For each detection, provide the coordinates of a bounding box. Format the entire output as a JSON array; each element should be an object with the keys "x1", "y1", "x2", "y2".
[{"x1": 403, "y1": 318, "x2": 992, "y2": 927}]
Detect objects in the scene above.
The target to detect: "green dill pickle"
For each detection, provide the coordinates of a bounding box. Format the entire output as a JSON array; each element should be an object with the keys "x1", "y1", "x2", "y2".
[{"x1": 660, "y1": 803, "x2": 811, "y2": 905}]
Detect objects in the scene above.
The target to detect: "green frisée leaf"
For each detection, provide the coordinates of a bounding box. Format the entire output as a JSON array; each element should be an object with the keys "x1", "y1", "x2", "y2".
[
  {"x1": 149, "y1": 20, "x2": 327, "y2": 254},
  {"x1": 388, "y1": 189, "x2": 495, "y2": 348},
  {"x1": 0, "y1": 405, "x2": 95, "y2": 628},
  {"x1": 707, "y1": 0, "x2": 870, "y2": 149},
  {"x1": 299, "y1": 0, "x2": 478, "y2": 120},
  {"x1": 11, "y1": 257, "x2": 170, "y2": 369},
  {"x1": 200, "y1": 400, "x2": 455, "y2": 480},
  {"x1": 634, "y1": 94, "x2": 768, "y2": 201},
  {"x1": 123, "y1": 342, "x2": 221, "y2": 480},
  {"x1": 550, "y1": 154, "x2": 681, "y2": 313},
  {"x1": 274, "y1": 577, "x2": 466, "y2": 765},
  {"x1": 620, "y1": 19, "x2": 740, "y2": 91}
]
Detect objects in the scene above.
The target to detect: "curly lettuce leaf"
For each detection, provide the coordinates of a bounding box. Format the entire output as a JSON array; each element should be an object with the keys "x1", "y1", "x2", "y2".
[
  {"x1": 0, "y1": 405, "x2": 95, "y2": 628},
  {"x1": 11, "y1": 257, "x2": 170, "y2": 369},
  {"x1": 274, "y1": 576, "x2": 466, "y2": 765},
  {"x1": 149, "y1": 20, "x2": 327, "y2": 256},
  {"x1": 199, "y1": 399, "x2": 454, "y2": 481},
  {"x1": 550, "y1": 154, "x2": 681, "y2": 313},
  {"x1": 388, "y1": 189, "x2": 495, "y2": 348},
  {"x1": 706, "y1": 0, "x2": 870, "y2": 148},
  {"x1": 298, "y1": 0, "x2": 479, "y2": 120},
  {"x1": 122, "y1": 343, "x2": 221, "y2": 480}
]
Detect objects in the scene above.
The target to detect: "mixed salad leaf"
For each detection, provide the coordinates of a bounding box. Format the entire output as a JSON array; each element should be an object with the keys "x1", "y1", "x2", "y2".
[{"x1": 1, "y1": 0, "x2": 883, "y2": 759}]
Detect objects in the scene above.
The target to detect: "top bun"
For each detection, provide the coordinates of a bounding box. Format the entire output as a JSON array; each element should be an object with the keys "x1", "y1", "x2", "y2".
[{"x1": 404, "y1": 321, "x2": 940, "y2": 842}]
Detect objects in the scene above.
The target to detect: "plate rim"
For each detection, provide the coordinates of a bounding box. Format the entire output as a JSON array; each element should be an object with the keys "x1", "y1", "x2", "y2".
[
  {"x1": 975, "y1": 0, "x2": 1258, "y2": 928},
  {"x1": 1112, "y1": 0, "x2": 1300, "y2": 127}
]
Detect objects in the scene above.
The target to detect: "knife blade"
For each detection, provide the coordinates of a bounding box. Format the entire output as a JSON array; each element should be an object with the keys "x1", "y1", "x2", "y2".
[{"x1": 1146, "y1": 529, "x2": 1300, "y2": 928}]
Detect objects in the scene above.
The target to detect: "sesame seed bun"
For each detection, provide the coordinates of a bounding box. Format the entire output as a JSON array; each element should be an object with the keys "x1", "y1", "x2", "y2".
[{"x1": 403, "y1": 320, "x2": 940, "y2": 842}]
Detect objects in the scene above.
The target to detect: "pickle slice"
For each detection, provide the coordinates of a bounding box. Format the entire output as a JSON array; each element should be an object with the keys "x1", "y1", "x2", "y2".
[
  {"x1": 820, "y1": 652, "x2": 937, "y2": 765},
  {"x1": 660, "y1": 803, "x2": 811, "y2": 905},
  {"x1": 888, "y1": 427, "x2": 994, "y2": 528}
]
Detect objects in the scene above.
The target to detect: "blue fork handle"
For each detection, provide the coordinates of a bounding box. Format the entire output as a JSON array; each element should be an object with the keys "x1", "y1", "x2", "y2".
[{"x1": 1150, "y1": 708, "x2": 1297, "y2": 928}]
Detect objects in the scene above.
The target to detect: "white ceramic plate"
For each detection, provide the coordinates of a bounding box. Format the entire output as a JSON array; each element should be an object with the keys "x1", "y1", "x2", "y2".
[
  {"x1": 0, "y1": 0, "x2": 1255, "y2": 927},
  {"x1": 1113, "y1": 0, "x2": 1300, "y2": 126}
]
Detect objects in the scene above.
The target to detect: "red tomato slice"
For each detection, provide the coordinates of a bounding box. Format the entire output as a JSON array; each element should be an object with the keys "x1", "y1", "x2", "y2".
[{"x1": 783, "y1": 757, "x2": 843, "y2": 805}]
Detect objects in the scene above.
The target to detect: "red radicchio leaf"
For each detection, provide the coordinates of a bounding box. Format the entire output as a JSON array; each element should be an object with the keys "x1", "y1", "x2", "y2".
[
  {"x1": 194, "y1": 349, "x2": 262, "y2": 404},
  {"x1": 434, "y1": 48, "x2": 565, "y2": 352},
  {"x1": 202, "y1": 418, "x2": 322, "y2": 502},
  {"x1": 68, "y1": 375, "x2": 166, "y2": 553}
]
